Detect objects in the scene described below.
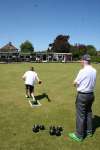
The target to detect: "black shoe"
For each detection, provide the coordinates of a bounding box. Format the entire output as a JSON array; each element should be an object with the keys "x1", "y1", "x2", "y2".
[
  {"x1": 33, "y1": 100, "x2": 38, "y2": 105},
  {"x1": 87, "y1": 133, "x2": 93, "y2": 137}
]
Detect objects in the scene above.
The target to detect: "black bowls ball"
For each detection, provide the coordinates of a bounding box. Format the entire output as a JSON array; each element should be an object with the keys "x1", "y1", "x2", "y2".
[
  {"x1": 39, "y1": 125, "x2": 45, "y2": 130},
  {"x1": 49, "y1": 126, "x2": 62, "y2": 136},
  {"x1": 32, "y1": 124, "x2": 45, "y2": 133}
]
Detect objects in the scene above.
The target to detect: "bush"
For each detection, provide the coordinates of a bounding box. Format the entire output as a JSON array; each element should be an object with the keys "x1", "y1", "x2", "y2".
[{"x1": 91, "y1": 56, "x2": 100, "y2": 63}]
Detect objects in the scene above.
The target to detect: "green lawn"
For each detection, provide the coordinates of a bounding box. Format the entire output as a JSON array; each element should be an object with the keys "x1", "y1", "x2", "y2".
[{"x1": 0, "y1": 63, "x2": 100, "y2": 150}]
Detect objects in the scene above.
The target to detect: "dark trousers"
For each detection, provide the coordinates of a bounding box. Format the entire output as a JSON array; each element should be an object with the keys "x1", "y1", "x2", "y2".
[
  {"x1": 25, "y1": 84, "x2": 34, "y2": 96},
  {"x1": 75, "y1": 92, "x2": 94, "y2": 139}
]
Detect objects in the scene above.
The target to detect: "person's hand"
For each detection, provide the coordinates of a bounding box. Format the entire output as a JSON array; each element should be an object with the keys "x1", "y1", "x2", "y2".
[
  {"x1": 73, "y1": 81, "x2": 76, "y2": 87},
  {"x1": 38, "y1": 80, "x2": 42, "y2": 84},
  {"x1": 73, "y1": 81, "x2": 79, "y2": 87}
]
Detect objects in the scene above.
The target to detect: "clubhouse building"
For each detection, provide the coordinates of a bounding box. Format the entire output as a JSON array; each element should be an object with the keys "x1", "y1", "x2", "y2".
[{"x1": 0, "y1": 42, "x2": 72, "y2": 62}]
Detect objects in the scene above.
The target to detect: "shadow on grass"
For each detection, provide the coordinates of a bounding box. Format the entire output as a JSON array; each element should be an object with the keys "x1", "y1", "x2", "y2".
[
  {"x1": 35, "y1": 93, "x2": 51, "y2": 102},
  {"x1": 93, "y1": 115, "x2": 100, "y2": 134}
]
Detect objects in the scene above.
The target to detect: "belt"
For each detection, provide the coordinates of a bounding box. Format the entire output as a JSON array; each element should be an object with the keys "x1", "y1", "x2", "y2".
[{"x1": 78, "y1": 92, "x2": 93, "y2": 94}]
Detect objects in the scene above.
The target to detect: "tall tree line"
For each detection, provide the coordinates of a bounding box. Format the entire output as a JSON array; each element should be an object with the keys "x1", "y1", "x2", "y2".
[{"x1": 20, "y1": 35, "x2": 97, "y2": 60}]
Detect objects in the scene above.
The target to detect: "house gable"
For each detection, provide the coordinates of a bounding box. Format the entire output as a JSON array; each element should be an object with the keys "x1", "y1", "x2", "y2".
[{"x1": 0, "y1": 42, "x2": 18, "y2": 52}]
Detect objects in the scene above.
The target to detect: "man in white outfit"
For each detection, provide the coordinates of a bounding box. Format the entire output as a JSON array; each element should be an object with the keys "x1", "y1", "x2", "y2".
[
  {"x1": 22, "y1": 67, "x2": 42, "y2": 102},
  {"x1": 69, "y1": 54, "x2": 97, "y2": 142}
]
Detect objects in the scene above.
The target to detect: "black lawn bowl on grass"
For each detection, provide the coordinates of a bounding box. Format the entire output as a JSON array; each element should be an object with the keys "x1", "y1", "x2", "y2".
[
  {"x1": 56, "y1": 126, "x2": 63, "y2": 131},
  {"x1": 32, "y1": 125, "x2": 39, "y2": 133},
  {"x1": 39, "y1": 125, "x2": 45, "y2": 130},
  {"x1": 49, "y1": 126, "x2": 63, "y2": 136},
  {"x1": 32, "y1": 124, "x2": 45, "y2": 133},
  {"x1": 32, "y1": 124, "x2": 62, "y2": 136},
  {"x1": 0, "y1": 63, "x2": 100, "y2": 150}
]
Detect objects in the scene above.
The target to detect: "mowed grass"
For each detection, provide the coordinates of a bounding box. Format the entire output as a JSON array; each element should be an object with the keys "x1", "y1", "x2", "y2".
[{"x1": 0, "y1": 63, "x2": 100, "y2": 150}]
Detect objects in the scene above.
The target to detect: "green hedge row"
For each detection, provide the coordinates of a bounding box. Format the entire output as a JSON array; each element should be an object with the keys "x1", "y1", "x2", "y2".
[{"x1": 91, "y1": 56, "x2": 100, "y2": 63}]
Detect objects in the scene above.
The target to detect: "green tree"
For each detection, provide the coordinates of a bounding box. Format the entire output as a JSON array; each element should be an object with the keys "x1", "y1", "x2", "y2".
[
  {"x1": 86, "y1": 45, "x2": 97, "y2": 56},
  {"x1": 71, "y1": 44, "x2": 97, "y2": 60},
  {"x1": 48, "y1": 35, "x2": 70, "y2": 53},
  {"x1": 71, "y1": 44, "x2": 87, "y2": 60},
  {"x1": 77, "y1": 44, "x2": 87, "y2": 56},
  {"x1": 70, "y1": 44, "x2": 80, "y2": 60},
  {"x1": 20, "y1": 40, "x2": 34, "y2": 53}
]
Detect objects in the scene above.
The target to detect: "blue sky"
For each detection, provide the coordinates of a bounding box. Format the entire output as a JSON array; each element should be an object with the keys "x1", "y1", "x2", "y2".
[{"x1": 0, "y1": 0, "x2": 100, "y2": 51}]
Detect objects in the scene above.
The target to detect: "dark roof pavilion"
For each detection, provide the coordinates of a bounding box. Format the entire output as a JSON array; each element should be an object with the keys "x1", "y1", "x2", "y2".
[{"x1": 0, "y1": 42, "x2": 18, "y2": 52}]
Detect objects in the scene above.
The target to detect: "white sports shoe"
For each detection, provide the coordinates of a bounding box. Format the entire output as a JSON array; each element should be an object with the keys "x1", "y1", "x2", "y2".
[
  {"x1": 32, "y1": 97, "x2": 36, "y2": 101},
  {"x1": 25, "y1": 95, "x2": 29, "y2": 98}
]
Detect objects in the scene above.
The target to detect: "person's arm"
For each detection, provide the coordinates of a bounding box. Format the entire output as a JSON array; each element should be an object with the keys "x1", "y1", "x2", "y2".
[
  {"x1": 73, "y1": 80, "x2": 78, "y2": 87},
  {"x1": 35, "y1": 73, "x2": 42, "y2": 84},
  {"x1": 73, "y1": 70, "x2": 83, "y2": 87},
  {"x1": 22, "y1": 73, "x2": 26, "y2": 81}
]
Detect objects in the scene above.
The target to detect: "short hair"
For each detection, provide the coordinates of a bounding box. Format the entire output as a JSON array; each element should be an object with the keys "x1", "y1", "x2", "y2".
[
  {"x1": 30, "y1": 66, "x2": 34, "y2": 71},
  {"x1": 82, "y1": 54, "x2": 91, "y2": 61}
]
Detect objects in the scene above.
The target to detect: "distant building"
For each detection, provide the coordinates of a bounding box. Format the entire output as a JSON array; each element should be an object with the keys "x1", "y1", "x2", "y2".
[
  {"x1": 34, "y1": 52, "x2": 72, "y2": 62},
  {"x1": 0, "y1": 42, "x2": 72, "y2": 62},
  {"x1": 0, "y1": 42, "x2": 19, "y2": 62},
  {"x1": 0, "y1": 42, "x2": 18, "y2": 52}
]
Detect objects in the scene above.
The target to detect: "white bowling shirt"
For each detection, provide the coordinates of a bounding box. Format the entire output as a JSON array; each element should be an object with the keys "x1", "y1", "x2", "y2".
[
  {"x1": 74, "y1": 65, "x2": 96, "y2": 93},
  {"x1": 23, "y1": 71, "x2": 39, "y2": 86}
]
